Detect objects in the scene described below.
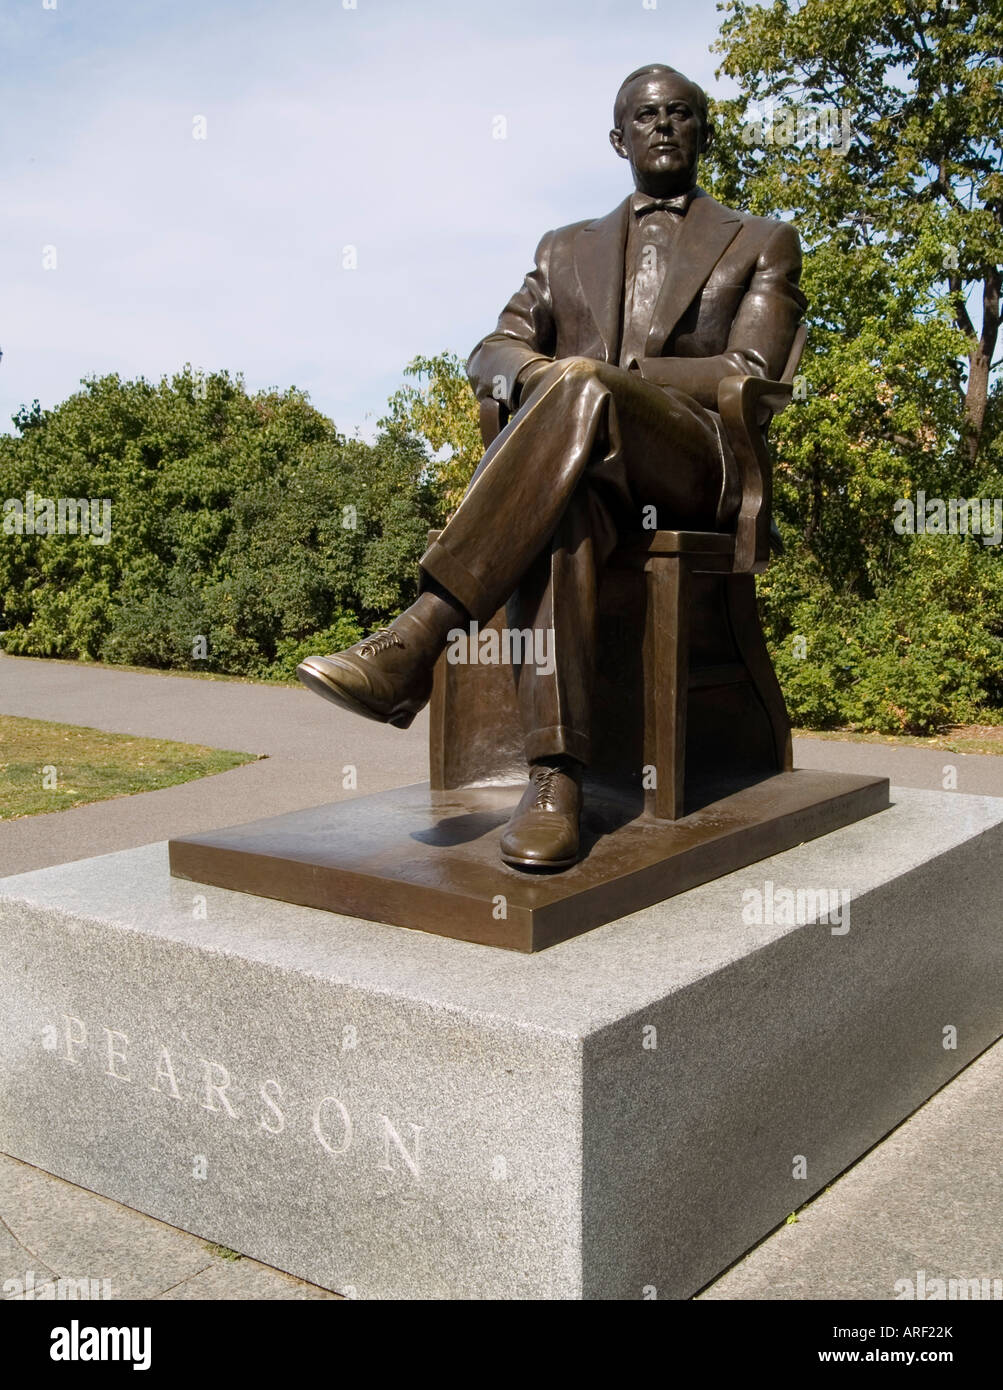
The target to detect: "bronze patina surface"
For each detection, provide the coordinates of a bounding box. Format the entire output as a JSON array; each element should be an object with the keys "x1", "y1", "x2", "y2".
[
  {"x1": 170, "y1": 63, "x2": 890, "y2": 939},
  {"x1": 169, "y1": 771, "x2": 889, "y2": 953},
  {"x1": 289, "y1": 63, "x2": 818, "y2": 873}
]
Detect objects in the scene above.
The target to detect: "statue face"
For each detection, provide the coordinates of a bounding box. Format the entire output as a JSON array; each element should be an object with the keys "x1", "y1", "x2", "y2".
[{"x1": 609, "y1": 73, "x2": 707, "y2": 194}]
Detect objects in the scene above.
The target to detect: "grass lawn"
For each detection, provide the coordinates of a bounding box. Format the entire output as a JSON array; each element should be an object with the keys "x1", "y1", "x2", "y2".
[
  {"x1": 0, "y1": 715, "x2": 258, "y2": 820},
  {"x1": 794, "y1": 724, "x2": 1003, "y2": 757}
]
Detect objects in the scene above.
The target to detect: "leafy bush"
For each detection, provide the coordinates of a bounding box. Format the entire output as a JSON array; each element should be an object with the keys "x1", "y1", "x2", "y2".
[
  {"x1": 2, "y1": 358, "x2": 1001, "y2": 733},
  {"x1": 265, "y1": 615, "x2": 365, "y2": 682},
  {"x1": 0, "y1": 369, "x2": 442, "y2": 678},
  {"x1": 762, "y1": 534, "x2": 1003, "y2": 733}
]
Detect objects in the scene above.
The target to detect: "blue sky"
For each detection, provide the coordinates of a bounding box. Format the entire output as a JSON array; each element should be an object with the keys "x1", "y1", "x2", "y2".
[{"x1": 1, "y1": 0, "x2": 739, "y2": 437}]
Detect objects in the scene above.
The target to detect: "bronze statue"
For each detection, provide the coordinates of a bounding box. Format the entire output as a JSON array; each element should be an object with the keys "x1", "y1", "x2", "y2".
[{"x1": 297, "y1": 64, "x2": 807, "y2": 872}]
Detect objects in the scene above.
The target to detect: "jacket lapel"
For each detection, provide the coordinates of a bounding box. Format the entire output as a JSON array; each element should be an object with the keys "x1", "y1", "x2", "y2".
[
  {"x1": 573, "y1": 197, "x2": 631, "y2": 362},
  {"x1": 645, "y1": 189, "x2": 743, "y2": 353}
]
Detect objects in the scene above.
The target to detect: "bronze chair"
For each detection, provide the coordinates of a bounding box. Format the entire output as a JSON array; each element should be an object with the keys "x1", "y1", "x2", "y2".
[{"x1": 429, "y1": 324, "x2": 808, "y2": 821}]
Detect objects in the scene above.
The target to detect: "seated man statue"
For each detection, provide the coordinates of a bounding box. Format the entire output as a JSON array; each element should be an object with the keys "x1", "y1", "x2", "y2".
[{"x1": 298, "y1": 63, "x2": 807, "y2": 871}]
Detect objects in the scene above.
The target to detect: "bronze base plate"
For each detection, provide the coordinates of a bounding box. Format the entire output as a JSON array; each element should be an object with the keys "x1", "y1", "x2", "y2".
[{"x1": 168, "y1": 770, "x2": 890, "y2": 952}]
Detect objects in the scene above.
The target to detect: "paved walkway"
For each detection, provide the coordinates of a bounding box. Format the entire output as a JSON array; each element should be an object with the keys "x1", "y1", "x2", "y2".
[
  {"x1": 0, "y1": 655, "x2": 429, "y2": 876},
  {"x1": 1, "y1": 653, "x2": 1001, "y2": 1300}
]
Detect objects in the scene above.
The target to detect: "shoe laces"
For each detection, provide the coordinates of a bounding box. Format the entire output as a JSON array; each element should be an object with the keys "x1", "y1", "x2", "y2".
[
  {"x1": 358, "y1": 628, "x2": 404, "y2": 658},
  {"x1": 531, "y1": 763, "x2": 566, "y2": 811}
]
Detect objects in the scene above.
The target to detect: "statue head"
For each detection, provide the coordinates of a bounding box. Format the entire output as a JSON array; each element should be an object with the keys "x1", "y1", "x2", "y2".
[{"x1": 609, "y1": 65, "x2": 712, "y2": 196}]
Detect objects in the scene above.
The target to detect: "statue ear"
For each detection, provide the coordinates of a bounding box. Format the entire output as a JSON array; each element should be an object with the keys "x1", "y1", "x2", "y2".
[
  {"x1": 701, "y1": 120, "x2": 714, "y2": 154},
  {"x1": 609, "y1": 128, "x2": 628, "y2": 160}
]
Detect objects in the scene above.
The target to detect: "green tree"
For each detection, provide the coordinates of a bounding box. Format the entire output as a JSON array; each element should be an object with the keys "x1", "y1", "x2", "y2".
[
  {"x1": 0, "y1": 368, "x2": 440, "y2": 677},
  {"x1": 710, "y1": 0, "x2": 1001, "y2": 461},
  {"x1": 701, "y1": 0, "x2": 1003, "y2": 731},
  {"x1": 380, "y1": 352, "x2": 482, "y2": 516}
]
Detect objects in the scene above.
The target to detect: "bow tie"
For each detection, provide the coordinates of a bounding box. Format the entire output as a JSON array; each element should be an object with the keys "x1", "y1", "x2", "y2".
[{"x1": 633, "y1": 193, "x2": 691, "y2": 217}]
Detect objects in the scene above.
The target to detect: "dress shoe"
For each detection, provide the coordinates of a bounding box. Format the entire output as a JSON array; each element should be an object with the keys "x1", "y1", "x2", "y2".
[
  {"x1": 296, "y1": 616, "x2": 435, "y2": 728},
  {"x1": 500, "y1": 759, "x2": 584, "y2": 870}
]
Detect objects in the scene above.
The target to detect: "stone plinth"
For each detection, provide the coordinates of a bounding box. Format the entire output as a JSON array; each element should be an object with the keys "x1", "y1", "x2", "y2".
[{"x1": 1, "y1": 788, "x2": 1001, "y2": 1299}]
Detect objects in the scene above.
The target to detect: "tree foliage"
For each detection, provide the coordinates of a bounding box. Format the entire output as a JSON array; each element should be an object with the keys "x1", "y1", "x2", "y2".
[
  {"x1": 0, "y1": 369, "x2": 439, "y2": 678},
  {"x1": 701, "y1": 0, "x2": 1003, "y2": 730},
  {"x1": 380, "y1": 352, "x2": 482, "y2": 516}
]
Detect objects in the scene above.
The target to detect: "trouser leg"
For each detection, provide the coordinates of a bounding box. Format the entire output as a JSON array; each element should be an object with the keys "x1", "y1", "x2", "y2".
[
  {"x1": 503, "y1": 481, "x2": 614, "y2": 765},
  {"x1": 420, "y1": 356, "x2": 737, "y2": 765}
]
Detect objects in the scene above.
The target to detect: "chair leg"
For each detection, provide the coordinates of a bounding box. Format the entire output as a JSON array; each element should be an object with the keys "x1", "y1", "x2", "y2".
[
  {"x1": 725, "y1": 575, "x2": 793, "y2": 773},
  {"x1": 644, "y1": 555, "x2": 690, "y2": 820}
]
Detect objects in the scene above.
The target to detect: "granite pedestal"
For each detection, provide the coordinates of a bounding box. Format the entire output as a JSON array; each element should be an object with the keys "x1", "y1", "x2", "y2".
[{"x1": 1, "y1": 788, "x2": 1001, "y2": 1299}]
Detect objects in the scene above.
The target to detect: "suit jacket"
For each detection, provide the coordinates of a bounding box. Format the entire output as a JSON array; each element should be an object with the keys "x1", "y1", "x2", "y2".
[{"x1": 467, "y1": 187, "x2": 807, "y2": 416}]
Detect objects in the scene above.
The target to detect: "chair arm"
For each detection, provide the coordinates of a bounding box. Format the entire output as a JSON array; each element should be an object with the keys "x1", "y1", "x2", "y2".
[
  {"x1": 744, "y1": 376, "x2": 794, "y2": 418},
  {"x1": 718, "y1": 375, "x2": 790, "y2": 573}
]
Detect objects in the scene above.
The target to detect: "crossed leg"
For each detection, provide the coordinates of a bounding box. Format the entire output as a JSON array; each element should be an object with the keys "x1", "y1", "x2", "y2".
[
  {"x1": 420, "y1": 356, "x2": 738, "y2": 766},
  {"x1": 298, "y1": 355, "x2": 737, "y2": 867}
]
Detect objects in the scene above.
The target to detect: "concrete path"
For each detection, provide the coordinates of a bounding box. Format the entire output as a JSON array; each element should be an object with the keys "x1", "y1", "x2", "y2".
[
  {"x1": 0, "y1": 655, "x2": 429, "y2": 877},
  {"x1": 1, "y1": 652, "x2": 1000, "y2": 1301},
  {"x1": 0, "y1": 1154, "x2": 338, "y2": 1300}
]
